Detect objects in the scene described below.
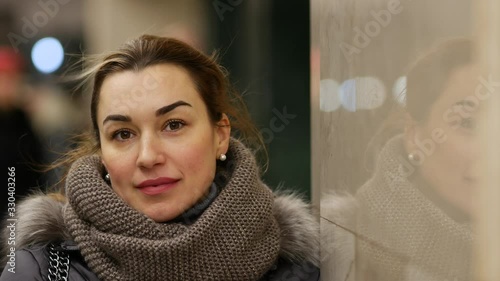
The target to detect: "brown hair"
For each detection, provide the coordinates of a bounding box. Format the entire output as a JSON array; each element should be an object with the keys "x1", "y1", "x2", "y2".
[
  {"x1": 50, "y1": 35, "x2": 265, "y2": 193},
  {"x1": 405, "y1": 38, "x2": 473, "y2": 122}
]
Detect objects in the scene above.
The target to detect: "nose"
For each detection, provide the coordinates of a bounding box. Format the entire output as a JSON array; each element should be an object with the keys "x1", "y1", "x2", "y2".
[{"x1": 136, "y1": 133, "x2": 166, "y2": 169}]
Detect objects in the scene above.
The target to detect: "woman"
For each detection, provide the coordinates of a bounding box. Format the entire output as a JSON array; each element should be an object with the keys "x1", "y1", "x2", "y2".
[
  {"x1": 0, "y1": 35, "x2": 319, "y2": 281},
  {"x1": 323, "y1": 38, "x2": 478, "y2": 281}
]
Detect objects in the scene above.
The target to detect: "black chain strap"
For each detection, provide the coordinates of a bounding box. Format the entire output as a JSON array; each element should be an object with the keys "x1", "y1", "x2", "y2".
[{"x1": 47, "y1": 243, "x2": 70, "y2": 281}]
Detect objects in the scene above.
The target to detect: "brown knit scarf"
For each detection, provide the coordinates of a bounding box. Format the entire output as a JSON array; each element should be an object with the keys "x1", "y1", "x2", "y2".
[
  {"x1": 355, "y1": 135, "x2": 474, "y2": 281},
  {"x1": 63, "y1": 139, "x2": 281, "y2": 281}
]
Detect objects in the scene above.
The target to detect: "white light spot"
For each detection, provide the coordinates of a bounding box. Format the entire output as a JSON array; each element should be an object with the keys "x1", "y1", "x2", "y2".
[
  {"x1": 320, "y1": 79, "x2": 341, "y2": 112},
  {"x1": 339, "y1": 77, "x2": 386, "y2": 111},
  {"x1": 31, "y1": 37, "x2": 64, "y2": 74},
  {"x1": 339, "y1": 79, "x2": 357, "y2": 112}
]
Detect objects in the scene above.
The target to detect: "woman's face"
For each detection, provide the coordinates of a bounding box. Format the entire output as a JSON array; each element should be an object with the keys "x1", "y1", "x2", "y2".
[
  {"x1": 97, "y1": 63, "x2": 230, "y2": 222},
  {"x1": 406, "y1": 64, "x2": 481, "y2": 216}
]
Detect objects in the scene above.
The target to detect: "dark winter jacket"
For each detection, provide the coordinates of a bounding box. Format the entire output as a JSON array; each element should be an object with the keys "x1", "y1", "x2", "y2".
[{"x1": 1, "y1": 192, "x2": 319, "y2": 281}]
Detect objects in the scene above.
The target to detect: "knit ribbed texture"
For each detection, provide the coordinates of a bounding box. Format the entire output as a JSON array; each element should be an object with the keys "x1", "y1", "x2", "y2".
[
  {"x1": 355, "y1": 135, "x2": 474, "y2": 281},
  {"x1": 63, "y1": 138, "x2": 281, "y2": 281}
]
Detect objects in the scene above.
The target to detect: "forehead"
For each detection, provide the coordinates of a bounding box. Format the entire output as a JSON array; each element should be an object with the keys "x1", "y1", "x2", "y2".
[
  {"x1": 98, "y1": 63, "x2": 201, "y2": 110},
  {"x1": 432, "y1": 64, "x2": 480, "y2": 111},
  {"x1": 101, "y1": 63, "x2": 196, "y2": 94}
]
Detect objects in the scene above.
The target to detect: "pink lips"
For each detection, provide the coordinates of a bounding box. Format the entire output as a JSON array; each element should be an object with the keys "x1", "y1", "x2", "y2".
[{"x1": 137, "y1": 177, "x2": 179, "y2": 195}]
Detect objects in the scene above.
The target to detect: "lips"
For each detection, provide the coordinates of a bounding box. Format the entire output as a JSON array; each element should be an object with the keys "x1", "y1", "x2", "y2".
[{"x1": 137, "y1": 177, "x2": 179, "y2": 195}]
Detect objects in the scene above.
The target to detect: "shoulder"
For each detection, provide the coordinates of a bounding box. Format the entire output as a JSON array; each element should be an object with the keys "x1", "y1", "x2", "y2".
[
  {"x1": 0, "y1": 246, "x2": 44, "y2": 281},
  {"x1": 0, "y1": 242, "x2": 99, "y2": 281},
  {"x1": 0, "y1": 193, "x2": 95, "y2": 280},
  {"x1": 2, "y1": 192, "x2": 71, "y2": 254}
]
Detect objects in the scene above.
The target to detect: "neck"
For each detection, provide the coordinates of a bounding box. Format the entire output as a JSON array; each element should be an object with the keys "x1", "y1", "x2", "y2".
[{"x1": 170, "y1": 181, "x2": 220, "y2": 224}]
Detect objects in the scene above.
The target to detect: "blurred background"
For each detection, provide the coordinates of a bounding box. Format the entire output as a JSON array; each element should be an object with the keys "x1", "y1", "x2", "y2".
[{"x1": 0, "y1": 0, "x2": 312, "y2": 218}]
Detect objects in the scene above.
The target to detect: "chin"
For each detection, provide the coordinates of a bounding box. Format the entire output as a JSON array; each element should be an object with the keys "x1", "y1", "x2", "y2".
[
  {"x1": 141, "y1": 206, "x2": 181, "y2": 223},
  {"x1": 146, "y1": 212, "x2": 178, "y2": 223},
  {"x1": 459, "y1": 198, "x2": 476, "y2": 217}
]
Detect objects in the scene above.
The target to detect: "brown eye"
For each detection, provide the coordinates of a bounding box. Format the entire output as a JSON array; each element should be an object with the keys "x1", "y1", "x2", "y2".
[
  {"x1": 112, "y1": 130, "x2": 134, "y2": 141},
  {"x1": 164, "y1": 120, "x2": 185, "y2": 132}
]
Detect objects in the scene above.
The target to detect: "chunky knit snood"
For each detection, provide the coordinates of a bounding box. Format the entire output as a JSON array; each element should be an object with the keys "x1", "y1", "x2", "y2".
[
  {"x1": 355, "y1": 135, "x2": 474, "y2": 281},
  {"x1": 63, "y1": 139, "x2": 281, "y2": 281}
]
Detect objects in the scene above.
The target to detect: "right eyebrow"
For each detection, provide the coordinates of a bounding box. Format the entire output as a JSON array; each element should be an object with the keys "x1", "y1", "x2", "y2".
[
  {"x1": 102, "y1": 114, "x2": 132, "y2": 126},
  {"x1": 155, "y1": 100, "x2": 192, "y2": 116}
]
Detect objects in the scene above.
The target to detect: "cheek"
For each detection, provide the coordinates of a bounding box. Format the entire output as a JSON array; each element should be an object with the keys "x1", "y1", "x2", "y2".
[
  {"x1": 179, "y1": 144, "x2": 215, "y2": 173},
  {"x1": 438, "y1": 134, "x2": 474, "y2": 167},
  {"x1": 421, "y1": 134, "x2": 472, "y2": 182},
  {"x1": 176, "y1": 136, "x2": 217, "y2": 183},
  {"x1": 101, "y1": 146, "x2": 136, "y2": 184},
  {"x1": 418, "y1": 115, "x2": 472, "y2": 174}
]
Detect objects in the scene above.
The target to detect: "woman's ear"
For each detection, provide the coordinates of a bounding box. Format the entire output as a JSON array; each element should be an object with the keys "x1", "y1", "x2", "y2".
[{"x1": 215, "y1": 113, "x2": 231, "y2": 155}]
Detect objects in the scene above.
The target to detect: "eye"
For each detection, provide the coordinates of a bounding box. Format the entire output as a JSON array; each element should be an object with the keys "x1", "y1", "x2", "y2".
[
  {"x1": 164, "y1": 119, "x2": 185, "y2": 132},
  {"x1": 112, "y1": 129, "x2": 134, "y2": 141},
  {"x1": 460, "y1": 117, "x2": 475, "y2": 130}
]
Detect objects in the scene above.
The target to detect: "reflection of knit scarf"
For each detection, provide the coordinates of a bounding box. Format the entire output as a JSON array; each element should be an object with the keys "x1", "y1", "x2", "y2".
[
  {"x1": 355, "y1": 135, "x2": 474, "y2": 281},
  {"x1": 63, "y1": 139, "x2": 281, "y2": 281}
]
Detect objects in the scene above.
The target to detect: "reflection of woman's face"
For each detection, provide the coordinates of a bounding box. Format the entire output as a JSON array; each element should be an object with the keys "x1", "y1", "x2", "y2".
[
  {"x1": 408, "y1": 65, "x2": 480, "y2": 216},
  {"x1": 97, "y1": 64, "x2": 230, "y2": 222}
]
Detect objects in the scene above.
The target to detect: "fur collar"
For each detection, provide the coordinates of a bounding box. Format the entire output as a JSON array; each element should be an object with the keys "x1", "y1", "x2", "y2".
[
  {"x1": 3, "y1": 191, "x2": 319, "y2": 266},
  {"x1": 320, "y1": 192, "x2": 358, "y2": 281}
]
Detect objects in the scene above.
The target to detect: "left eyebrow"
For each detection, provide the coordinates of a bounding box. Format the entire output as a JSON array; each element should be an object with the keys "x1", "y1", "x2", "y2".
[
  {"x1": 453, "y1": 100, "x2": 476, "y2": 108},
  {"x1": 156, "y1": 100, "x2": 192, "y2": 116}
]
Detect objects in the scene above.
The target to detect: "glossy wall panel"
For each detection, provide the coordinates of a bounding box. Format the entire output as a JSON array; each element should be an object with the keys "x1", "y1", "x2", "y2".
[{"x1": 316, "y1": 0, "x2": 500, "y2": 280}]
